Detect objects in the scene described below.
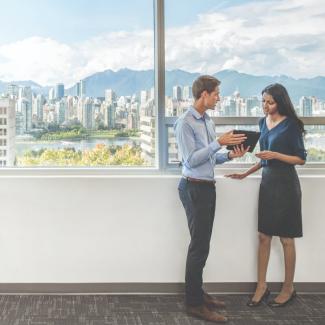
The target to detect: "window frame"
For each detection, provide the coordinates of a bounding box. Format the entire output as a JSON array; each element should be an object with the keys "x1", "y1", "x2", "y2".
[{"x1": 1, "y1": 0, "x2": 325, "y2": 175}]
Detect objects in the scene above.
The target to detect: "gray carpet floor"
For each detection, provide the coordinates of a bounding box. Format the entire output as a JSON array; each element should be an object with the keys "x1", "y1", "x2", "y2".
[{"x1": 0, "y1": 294, "x2": 324, "y2": 325}]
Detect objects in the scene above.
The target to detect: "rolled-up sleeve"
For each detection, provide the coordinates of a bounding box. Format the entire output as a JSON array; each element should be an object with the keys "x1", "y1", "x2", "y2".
[
  {"x1": 175, "y1": 120, "x2": 222, "y2": 168},
  {"x1": 290, "y1": 124, "x2": 307, "y2": 161},
  {"x1": 214, "y1": 152, "x2": 230, "y2": 165}
]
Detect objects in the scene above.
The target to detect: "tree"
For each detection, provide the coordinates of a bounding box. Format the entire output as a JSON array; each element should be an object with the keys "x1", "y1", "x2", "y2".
[{"x1": 17, "y1": 144, "x2": 145, "y2": 167}]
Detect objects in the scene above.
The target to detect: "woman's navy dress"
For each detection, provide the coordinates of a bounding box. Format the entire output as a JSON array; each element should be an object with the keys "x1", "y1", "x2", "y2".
[{"x1": 258, "y1": 117, "x2": 307, "y2": 238}]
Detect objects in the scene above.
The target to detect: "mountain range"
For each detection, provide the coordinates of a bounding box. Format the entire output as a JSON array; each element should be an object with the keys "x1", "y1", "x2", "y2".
[{"x1": 1, "y1": 69, "x2": 325, "y2": 103}]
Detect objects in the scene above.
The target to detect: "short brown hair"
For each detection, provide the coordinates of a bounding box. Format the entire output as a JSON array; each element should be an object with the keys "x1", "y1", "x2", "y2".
[{"x1": 192, "y1": 75, "x2": 221, "y2": 100}]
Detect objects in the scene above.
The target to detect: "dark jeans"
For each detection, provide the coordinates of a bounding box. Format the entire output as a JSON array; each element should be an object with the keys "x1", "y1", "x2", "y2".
[{"x1": 178, "y1": 177, "x2": 216, "y2": 306}]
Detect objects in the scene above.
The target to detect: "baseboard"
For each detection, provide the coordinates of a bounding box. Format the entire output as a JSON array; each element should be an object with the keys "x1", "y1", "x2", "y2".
[{"x1": 0, "y1": 282, "x2": 324, "y2": 294}]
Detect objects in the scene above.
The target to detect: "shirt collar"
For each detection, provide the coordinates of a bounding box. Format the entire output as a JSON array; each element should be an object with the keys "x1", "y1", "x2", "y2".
[{"x1": 189, "y1": 106, "x2": 209, "y2": 120}]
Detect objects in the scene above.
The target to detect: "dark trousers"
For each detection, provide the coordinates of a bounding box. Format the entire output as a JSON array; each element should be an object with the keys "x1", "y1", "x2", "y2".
[{"x1": 178, "y1": 178, "x2": 216, "y2": 306}]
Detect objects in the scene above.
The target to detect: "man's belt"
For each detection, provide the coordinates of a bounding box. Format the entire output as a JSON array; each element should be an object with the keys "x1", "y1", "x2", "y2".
[{"x1": 182, "y1": 176, "x2": 216, "y2": 184}]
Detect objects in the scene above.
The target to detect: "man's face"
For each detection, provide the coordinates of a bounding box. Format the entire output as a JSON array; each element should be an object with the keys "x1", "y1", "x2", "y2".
[{"x1": 203, "y1": 86, "x2": 220, "y2": 110}]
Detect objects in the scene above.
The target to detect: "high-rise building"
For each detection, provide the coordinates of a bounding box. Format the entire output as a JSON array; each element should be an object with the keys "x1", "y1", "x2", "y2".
[
  {"x1": 15, "y1": 112, "x2": 24, "y2": 136},
  {"x1": 49, "y1": 87, "x2": 55, "y2": 101},
  {"x1": 82, "y1": 98, "x2": 94, "y2": 129},
  {"x1": 127, "y1": 112, "x2": 138, "y2": 129},
  {"x1": 223, "y1": 97, "x2": 236, "y2": 116},
  {"x1": 140, "y1": 115, "x2": 155, "y2": 164},
  {"x1": 311, "y1": 96, "x2": 319, "y2": 115},
  {"x1": 17, "y1": 86, "x2": 33, "y2": 132},
  {"x1": 55, "y1": 100, "x2": 66, "y2": 125},
  {"x1": 66, "y1": 96, "x2": 77, "y2": 120},
  {"x1": 55, "y1": 83, "x2": 64, "y2": 100},
  {"x1": 6, "y1": 84, "x2": 19, "y2": 98},
  {"x1": 140, "y1": 90, "x2": 149, "y2": 106},
  {"x1": 300, "y1": 96, "x2": 313, "y2": 117},
  {"x1": 105, "y1": 89, "x2": 116, "y2": 103},
  {"x1": 16, "y1": 98, "x2": 32, "y2": 133},
  {"x1": 183, "y1": 85, "x2": 192, "y2": 100},
  {"x1": 127, "y1": 102, "x2": 139, "y2": 130},
  {"x1": 150, "y1": 87, "x2": 155, "y2": 101},
  {"x1": 172, "y1": 85, "x2": 182, "y2": 101},
  {"x1": 18, "y1": 86, "x2": 32, "y2": 103},
  {"x1": 76, "y1": 80, "x2": 86, "y2": 98},
  {"x1": 246, "y1": 97, "x2": 260, "y2": 116},
  {"x1": 139, "y1": 96, "x2": 155, "y2": 164},
  {"x1": 77, "y1": 97, "x2": 84, "y2": 123},
  {"x1": 102, "y1": 102, "x2": 116, "y2": 129},
  {"x1": 33, "y1": 94, "x2": 45, "y2": 122},
  {"x1": 0, "y1": 97, "x2": 16, "y2": 167},
  {"x1": 42, "y1": 103, "x2": 54, "y2": 123}
]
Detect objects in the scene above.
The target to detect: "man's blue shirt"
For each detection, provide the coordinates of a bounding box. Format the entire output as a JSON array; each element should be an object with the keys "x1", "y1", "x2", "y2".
[{"x1": 174, "y1": 106, "x2": 229, "y2": 181}]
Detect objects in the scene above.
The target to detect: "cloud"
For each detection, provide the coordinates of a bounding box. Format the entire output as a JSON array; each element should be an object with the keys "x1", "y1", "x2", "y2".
[
  {"x1": 0, "y1": 32, "x2": 154, "y2": 87},
  {"x1": 0, "y1": 0, "x2": 324, "y2": 85},
  {"x1": 165, "y1": 0, "x2": 325, "y2": 78},
  {"x1": 0, "y1": 37, "x2": 81, "y2": 86}
]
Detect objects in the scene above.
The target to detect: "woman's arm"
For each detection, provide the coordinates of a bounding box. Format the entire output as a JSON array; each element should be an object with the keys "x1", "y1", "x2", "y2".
[
  {"x1": 275, "y1": 152, "x2": 305, "y2": 165},
  {"x1": 255, "y1": 151, "x2": 305, "y2": 165},
  {"x1": 225, "y1": 161, "x2": 262, "y2": 179},
  {"x1": 245, "y1": 161, "x2": 263, "y2": 175}
]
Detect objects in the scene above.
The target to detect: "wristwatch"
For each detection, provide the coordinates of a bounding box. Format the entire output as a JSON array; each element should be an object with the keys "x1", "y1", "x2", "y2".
[{"x1": 227, "y1": 151, "x2": 233, "y2": 160}]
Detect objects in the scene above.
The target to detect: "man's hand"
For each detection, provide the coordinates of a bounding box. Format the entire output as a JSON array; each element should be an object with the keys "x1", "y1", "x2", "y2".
[
  {"x1": 228, "y1": 144, "x2": 250, "y2": 159},
  {"x1": 255, "y1": 151, "x2": 278, "y2": 160},
  {"x1": 224, "y1": 172, "x2": 248, "y2": 180},
  {"x1": 217, "y1": 131, "x2": 247, "y2": 146}
]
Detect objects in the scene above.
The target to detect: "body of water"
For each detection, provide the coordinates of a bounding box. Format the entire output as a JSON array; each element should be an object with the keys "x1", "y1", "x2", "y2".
[
  {"x1": 15, "y1": 137, "x2": 141, "y2": 156},
  {"x1": 14, "y1": 134, "x2": 325, "y2": 158}
]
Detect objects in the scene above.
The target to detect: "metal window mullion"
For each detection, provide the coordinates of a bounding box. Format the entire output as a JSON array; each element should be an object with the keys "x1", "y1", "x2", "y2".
[
  {"x1": 210, "y1": 117, "x2": 325, "y2": 125},
  {"x1": 211, "y1": 117, "x2": 259, "y2": 125},
  {"x1": 154, "y1": 0, "x2": 166, "y2": 171},
  {"x1": 301, "y1": 117, "x2": 325, "y2": 125}
]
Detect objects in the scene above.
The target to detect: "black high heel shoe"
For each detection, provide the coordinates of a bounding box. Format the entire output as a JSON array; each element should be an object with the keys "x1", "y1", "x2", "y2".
[
  {"x1": 247, "y1": 287, "x2": 270, "y2": 307},
  {"x1": 268, "y1": 290, "x2": 296, "y2": 307}
]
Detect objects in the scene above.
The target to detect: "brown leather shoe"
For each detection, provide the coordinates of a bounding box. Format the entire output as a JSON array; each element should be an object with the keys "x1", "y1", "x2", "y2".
[
  {"x1": 186, "y1": 304, "x2": 227, "y2": 323},
  {"x1": 203, "y1": 292, "x2": 226, "y2": 308}
]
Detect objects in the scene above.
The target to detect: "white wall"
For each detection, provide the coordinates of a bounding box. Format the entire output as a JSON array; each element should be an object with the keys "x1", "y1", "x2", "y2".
[{"x1": 0, "y1": 175, "x2": 324, "y2": 283}]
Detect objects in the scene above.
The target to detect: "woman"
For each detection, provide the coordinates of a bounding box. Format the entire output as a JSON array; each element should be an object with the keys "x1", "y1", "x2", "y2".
[{"x1": 226, "y1": 83, "x2": 307, "y2": 307}]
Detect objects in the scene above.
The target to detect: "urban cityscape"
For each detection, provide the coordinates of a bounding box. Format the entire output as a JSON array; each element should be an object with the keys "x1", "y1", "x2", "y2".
[{"x1": 0, "y1": 78, "x2": 325, "y2": 167}]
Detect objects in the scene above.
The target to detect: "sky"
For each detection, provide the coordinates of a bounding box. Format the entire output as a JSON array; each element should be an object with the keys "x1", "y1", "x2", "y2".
[{"x1": 0, "y1": 0, "x2": 324, "y2": 86}]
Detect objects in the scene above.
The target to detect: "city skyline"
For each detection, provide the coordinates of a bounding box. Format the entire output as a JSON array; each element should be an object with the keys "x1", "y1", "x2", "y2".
[{"x1": 1, "y1": 80, "x2": 325, "y2": 168}]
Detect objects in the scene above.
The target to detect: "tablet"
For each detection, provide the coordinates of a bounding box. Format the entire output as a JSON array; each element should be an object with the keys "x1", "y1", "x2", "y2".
[{"x1": 226, "y1": 130, "x2": 261, "y2": 153}]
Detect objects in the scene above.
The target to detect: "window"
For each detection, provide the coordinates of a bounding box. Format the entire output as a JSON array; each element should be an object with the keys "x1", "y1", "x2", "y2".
[
  {"x1": 0, "y1": 0, "x2": 154, "y2": 168},
  {"x1": 164, "y1": 0, "x2": 325, "y2": 166},
  {"x1": 1, "y1": 0, "x2": 325, "y2": 170},
  {"x1": 0, "y1": 118, "x2": 7, "y2": 125},
  {"x1": 0, "y1": 139, "x2": 7, "y2": 146},
  {"x1": 0, "y1": 150, "x2": 7, "y2": 157}
]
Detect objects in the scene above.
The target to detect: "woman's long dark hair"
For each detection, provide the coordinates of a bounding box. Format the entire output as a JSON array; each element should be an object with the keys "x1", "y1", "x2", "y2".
[{"x1": 262, "y1": 83, "x2": 305, "y2": 134}]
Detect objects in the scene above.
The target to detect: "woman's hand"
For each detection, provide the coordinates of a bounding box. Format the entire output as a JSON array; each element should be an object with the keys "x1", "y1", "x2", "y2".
[
  {"x1": 228, "y1": 144, "x2": 250, "y2": 159},
  {"x1": 224, "y1": 172, "x2": 248, "y2": 180},
  {"x1": 255, "y1": 150, "x2": 279, "y2": 160}
]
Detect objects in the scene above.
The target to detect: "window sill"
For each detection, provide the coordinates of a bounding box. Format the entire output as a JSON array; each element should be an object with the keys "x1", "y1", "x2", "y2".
[{"x1": 0, "y1": 165, "x2": 325, "y2": 177}]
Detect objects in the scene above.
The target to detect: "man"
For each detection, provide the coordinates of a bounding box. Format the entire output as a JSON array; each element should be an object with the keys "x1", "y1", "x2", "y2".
[{"x1": 174, "y1": 75, "x2": 249, "y2": 323}]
